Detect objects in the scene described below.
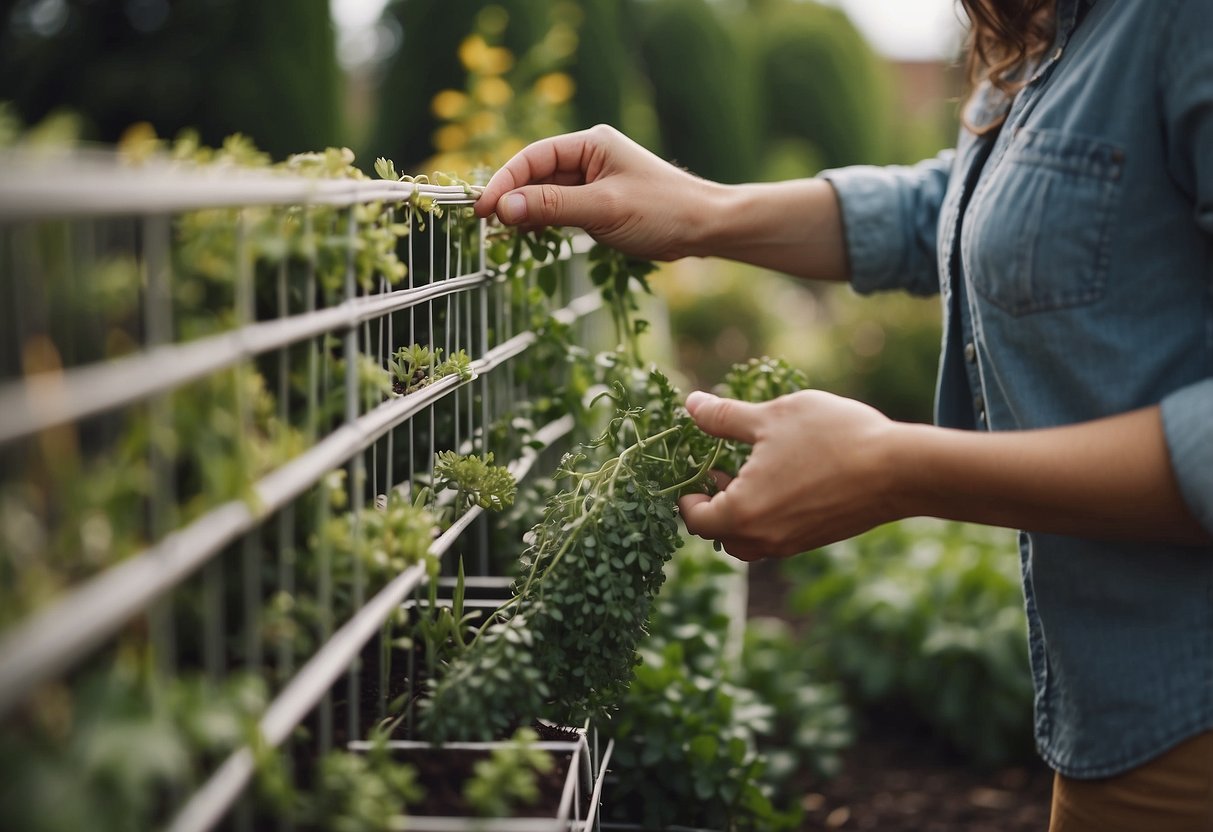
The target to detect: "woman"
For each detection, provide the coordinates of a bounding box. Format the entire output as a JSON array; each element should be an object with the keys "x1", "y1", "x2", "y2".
[{"x1": 475, "y1": 0, "x2": 1213, "y2": 828}]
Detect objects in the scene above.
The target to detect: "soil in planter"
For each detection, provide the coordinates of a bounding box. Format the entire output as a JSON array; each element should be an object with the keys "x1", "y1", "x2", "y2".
[{"x1": 399, "y1": 747, "x2": 576, "y2": 817}]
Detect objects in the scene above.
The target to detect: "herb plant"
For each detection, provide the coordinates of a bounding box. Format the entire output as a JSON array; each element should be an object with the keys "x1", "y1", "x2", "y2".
[
  {"x1": 463, "y1": 727, "x2": 555, "y2": 818},
  {"x1": 433, "y1": 451, "x2": 517, "y2": 513}
]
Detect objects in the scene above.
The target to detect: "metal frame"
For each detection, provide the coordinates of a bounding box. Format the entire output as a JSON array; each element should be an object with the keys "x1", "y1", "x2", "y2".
[
  {"x1": 0, "y1": 150, "x2": 606, "y2": 830},
  {"x1": 346, "y1": 733, "x2": 616, "y2": 832}
]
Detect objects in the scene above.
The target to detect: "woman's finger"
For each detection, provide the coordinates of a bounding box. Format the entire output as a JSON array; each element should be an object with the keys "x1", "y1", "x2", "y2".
[{"x1": 475, "y1": 126, "x2": 610, "y2": 218}]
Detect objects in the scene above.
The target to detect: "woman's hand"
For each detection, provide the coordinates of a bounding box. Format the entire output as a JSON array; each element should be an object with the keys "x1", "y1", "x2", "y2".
[
  {"x1": 677, "y1": 390, "x2": 902, "y2": 560},
  {"x1": 678, "y1": 391, "x2": 1211, "y2": 558},
  {"x1": 474, "y1": 124, "x2": 720, "y2": 261},
  {"x1": 476, "y1": 124, "x2": 852, "y2": 281}
]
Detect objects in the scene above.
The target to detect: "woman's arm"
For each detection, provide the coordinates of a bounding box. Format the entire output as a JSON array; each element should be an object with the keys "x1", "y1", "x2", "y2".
[
  {"x1": 677, "y1": 391, "x2": 1211, "y2": 560},
  {"x1": 474, "y1": 125, "x2": 850, "y2": 282}
]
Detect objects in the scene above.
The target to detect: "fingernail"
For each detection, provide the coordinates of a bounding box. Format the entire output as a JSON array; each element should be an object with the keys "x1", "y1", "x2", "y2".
[
  {"x1": 500, "y1": 193, "x2": 527, "y2": 224},
  {"x1": 686, "y1": 391, "x2": 713, "y2": 413}
]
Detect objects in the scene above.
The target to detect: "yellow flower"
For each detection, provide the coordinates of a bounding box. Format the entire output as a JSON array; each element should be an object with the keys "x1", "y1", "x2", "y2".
[
  {"x1": 466, "y1": 110, "x2": 503, "y2": 136},
  {"x1": 117, "y1": 121, "x2": 159, "y2": 163},
  {"x1": 481, "y1": 46, "x2": 514, "y2": 75},
  {"x1": 534, "y1": 72, "x2": 575, "y2": 106},
  {"x1": 433, "y1": 124, "x2": 469, "y2": 153},
  {"x1": 459, "y1": 35, "x2": 489, "y2": 71},
  {"x1": 474, "y1": 77, "x2": 513, "y2": 107},
  {"x1": 431, "y1": 89, "x2": 469, "y2": 120}
]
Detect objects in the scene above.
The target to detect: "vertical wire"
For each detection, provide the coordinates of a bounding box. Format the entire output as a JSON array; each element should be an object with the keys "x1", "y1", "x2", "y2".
[
  {"x1": 343, "y1": 205, "x2": 364, "y2": 746},
  {"x1": 275, "y1": 230, "x2": 295, "y2": 690},
  {"x1": 449, "y1": 210, "x2": 460, "y2": 455},
  {"x1": 475, "y1": 218, "x2": 490, "y2": 577},
  {"x1": 272, "y1": 223, "x2": 295, "y2": 830},
  {"x1": 406, "y1": 205, "x2": 415, "y2": 501},
  {"x1": 234, "y1": 211, "x2": 262, "y2": 681},
  {"x1": 372, "y1": 214, "x2": 386, "y2": 726},
  {"x1": 385, "y1": 207, "x2": 395, "y2": 499},
  {"x1": 142, "y1": 214, "x2": 177, "y2": 679},
  {"x1": 235, "y1": 213, "x2": 261, "y2": 829},
  {"x1": 477, "y1": 225, "x2": 491, "y2": 573},
  {"x1": 314, "y1": 210, "x2": 333, "y2": 754},
  {"x1": 403, "y1": 201, "x2": 419, "y2": 737},
  {"x1": 426, "y1": 207, "x2": 435, "y2": 490}
]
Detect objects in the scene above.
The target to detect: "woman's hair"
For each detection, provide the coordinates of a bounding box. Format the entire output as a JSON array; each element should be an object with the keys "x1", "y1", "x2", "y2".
[{"x1": 960, "y1": 0, "x2": 1057, "y2": 133}]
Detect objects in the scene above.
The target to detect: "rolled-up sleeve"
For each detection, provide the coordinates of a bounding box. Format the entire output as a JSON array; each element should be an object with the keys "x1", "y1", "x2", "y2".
[
  {"x1": 819, "y1": 151, "x2": 954, "y2": 297},
  {"x1": 1158, "y1": 0, "x2": 1213, "y2": 535},
  {"x1": 1161, "y1": 380, "x2": 1213, "y2": 536}
]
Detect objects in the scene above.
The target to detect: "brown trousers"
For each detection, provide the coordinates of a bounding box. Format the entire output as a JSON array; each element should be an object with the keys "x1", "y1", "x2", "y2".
[{"x1": 1050, "y1": 731, "x2": 1213, "y2": 832}]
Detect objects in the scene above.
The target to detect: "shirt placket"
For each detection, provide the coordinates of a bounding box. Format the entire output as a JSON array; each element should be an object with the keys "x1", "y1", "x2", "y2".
[{"x1": 953, "y1": 0, "x2": 1083, "y2": 430}]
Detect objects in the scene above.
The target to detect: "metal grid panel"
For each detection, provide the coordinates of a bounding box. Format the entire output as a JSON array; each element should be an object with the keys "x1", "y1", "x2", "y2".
[{"x1": 0, "y1": 150, "x2": 604, "y2": 830}]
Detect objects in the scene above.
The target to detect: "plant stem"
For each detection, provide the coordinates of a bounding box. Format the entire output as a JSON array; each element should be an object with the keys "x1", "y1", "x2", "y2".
[{"x1": 654, "y1": 438, "x2": 723, "y2": 497}]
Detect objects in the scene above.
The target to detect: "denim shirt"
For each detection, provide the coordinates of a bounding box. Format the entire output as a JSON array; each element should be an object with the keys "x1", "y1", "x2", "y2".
[{"x1": 822, "y1": 0, "x2": 1213, "y2": 778}]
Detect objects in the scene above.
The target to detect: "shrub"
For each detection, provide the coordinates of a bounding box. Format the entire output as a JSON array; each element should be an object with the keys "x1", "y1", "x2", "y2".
[{"x1": 784, "y1": 520, "x2": 1036, "y2": 765}]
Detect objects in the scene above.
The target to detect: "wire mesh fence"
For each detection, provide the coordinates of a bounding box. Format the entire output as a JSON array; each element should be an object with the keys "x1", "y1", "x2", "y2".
[{"x1": 0, "y1": 149, "x2": 609, "y2": 831}]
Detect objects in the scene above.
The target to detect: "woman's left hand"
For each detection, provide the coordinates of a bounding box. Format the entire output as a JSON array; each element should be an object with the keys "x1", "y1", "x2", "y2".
[{"x1": 678, "y1": 389, "x2": 901, "y2": 560}]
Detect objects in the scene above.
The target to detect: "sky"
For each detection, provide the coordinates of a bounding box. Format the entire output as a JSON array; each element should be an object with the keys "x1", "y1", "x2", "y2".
[
  {"x1": 820, "y1": 0, "x2": 965, "y2": 60},
  {"x1": 331, "y1": 0, "x2": 967, "y2": 67}
]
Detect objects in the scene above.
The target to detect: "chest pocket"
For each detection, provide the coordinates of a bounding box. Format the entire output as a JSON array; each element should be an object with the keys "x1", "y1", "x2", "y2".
[{"x1": 964, "y1": 128, "x2": 1125, "y2": 317}]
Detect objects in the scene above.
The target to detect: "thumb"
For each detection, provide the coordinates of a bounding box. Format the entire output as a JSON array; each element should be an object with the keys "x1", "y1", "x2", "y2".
[
  {"x1": 494, "y1": 183, "x2": 601, "y2": 229},
  {"x1": 685, "y1": 391, "x2": 762, "y2": 444}
]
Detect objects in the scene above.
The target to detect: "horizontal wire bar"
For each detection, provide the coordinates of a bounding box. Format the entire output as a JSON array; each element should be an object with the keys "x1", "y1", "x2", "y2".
[
  {"x1": 347, "y1": 740, "x2": 583, "y2": 752},
  {"x1": 391, "y1": 817, "x2": 566, "y2": 832},
  {"x1": 0, "y1": 150, "x2": 484, "y2": 220},
  {"x1": 0, "y1": 269, "x2": 488, "y2": 445},
  {"x1": 0, "y1": 231, "x2": 595, "y2": 446},
  {"x1": 0, "y1": 291, "x2": 594, "y2": 719},
  {"x1": 164, "y1": 413, "x2": 577, "y2": 832}
]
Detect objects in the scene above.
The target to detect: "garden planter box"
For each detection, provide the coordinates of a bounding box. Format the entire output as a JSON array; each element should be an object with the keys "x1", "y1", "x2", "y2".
[{"x1": 348, "y1": 723, "x2": 612, "y2": 831}]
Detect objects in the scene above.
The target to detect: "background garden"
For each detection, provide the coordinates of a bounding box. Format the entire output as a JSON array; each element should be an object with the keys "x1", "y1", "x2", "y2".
[{"x1": 1, "y1": 1, "x2": 1051, "y2": 829}]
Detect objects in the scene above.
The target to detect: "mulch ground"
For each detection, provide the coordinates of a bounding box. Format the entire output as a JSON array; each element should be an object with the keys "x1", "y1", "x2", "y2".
[
  {"x1": 747, "y1": 559, "x2": 1054, "y2": 832},
  {"x1": 797, "y1": 720, "x2": 1053, "y2": 832}
]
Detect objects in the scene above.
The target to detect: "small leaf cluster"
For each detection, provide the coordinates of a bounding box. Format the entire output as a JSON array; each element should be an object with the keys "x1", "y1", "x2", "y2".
[
  {"x1": 433, "y1": 450, "x2": 517, "y2": 513},
  {"x1": 717, "y1": 355, "x2": 808, "y2": 404},
  {"x1": 296, "y1": 741, "x2": 421, "y2": 832},
  {"x1": 420, "y1": 611, "x2": 548, "y2": 743},
  {"x1": 407, "y1": 560, "x2": 478, "y2": 679},
  {"x1": 389, "y1": 345, "x2": 473, "y2": 396},
  {"x1": 304, "y1": 477, "x2": 439, "y2": 630},
  {"x1": 524, "y1": 470, "x2": 682, "y2": 722},
  {"x1": 463, "y1": 727, "x2": 555, "y2": 818},
  {"x1": 588, "y1": 244, "x2": 659, "y2": 363},
  {"x1": 610, "y1": 639, "x2": 797, "y2": 831},
  {"x1": 606, "y1": 537, "x2": 852, "y2": 830},
  {"x1": 714, "y1": 355, "x2": 809, "y2": 475}
]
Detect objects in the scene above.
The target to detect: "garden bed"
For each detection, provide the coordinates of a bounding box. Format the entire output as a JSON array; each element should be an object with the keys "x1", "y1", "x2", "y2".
[
  {"x1": 798, "y1": 714, "x2": 1052, "y2": 832},
  {"x1": 748, "y1": 558, "x2": 1052, "y2": 831},
  {"x1": 347, "y1": 725, "x2": 609, "y2": 832}
]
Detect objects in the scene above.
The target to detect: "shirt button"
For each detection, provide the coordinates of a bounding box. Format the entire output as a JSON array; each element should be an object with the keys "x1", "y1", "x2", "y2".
[
  {"x1": 964, "y1": 342, "x2": 977, "y2": 364},
  {"x1": 974, "y1": 394, "x2": 986, "y2": 421}
]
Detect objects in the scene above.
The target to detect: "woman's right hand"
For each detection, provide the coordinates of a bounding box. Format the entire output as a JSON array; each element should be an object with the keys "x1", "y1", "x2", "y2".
[{"x1": 474, "y1": 124, "x2": 720, "y2": 262}]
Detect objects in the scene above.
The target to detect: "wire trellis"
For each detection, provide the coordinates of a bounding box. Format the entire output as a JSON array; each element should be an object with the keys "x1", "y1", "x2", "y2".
[{"x1": 0, "y1": 149, "x2": 606, "y2": 831}]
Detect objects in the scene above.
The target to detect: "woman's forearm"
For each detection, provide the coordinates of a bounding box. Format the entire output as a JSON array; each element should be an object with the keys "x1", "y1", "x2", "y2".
[
  {"x1": 692, "y1": 179, "x2": 851, "y2": 282},
  {"x1": 890, "y1": 406, "x2": 1210, "y2": 545}
]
